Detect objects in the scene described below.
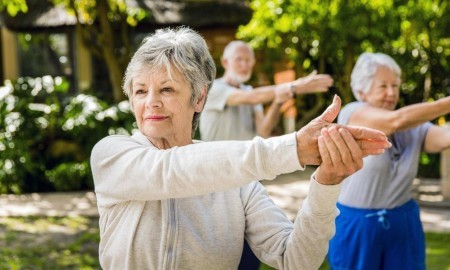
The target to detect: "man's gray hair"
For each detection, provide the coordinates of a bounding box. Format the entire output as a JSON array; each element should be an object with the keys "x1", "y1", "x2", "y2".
[
  {"x1": 350, "y1": 52, "x2": 401, "y2": 101},
  {"x1": 123, "y1": 26, "x2": 217, "y2": 135},
  {"x1": 222, "y1": 40, "x2": 254, "y2": 60}
]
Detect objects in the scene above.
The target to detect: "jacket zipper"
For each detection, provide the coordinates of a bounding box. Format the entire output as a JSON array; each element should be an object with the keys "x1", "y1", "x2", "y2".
[{"x1": 165, "y1": 199, "x2": 176, "y2": 269}]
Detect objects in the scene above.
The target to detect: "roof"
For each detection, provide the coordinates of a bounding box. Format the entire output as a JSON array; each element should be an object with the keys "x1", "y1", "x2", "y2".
[{"x1": 1, "y1": 0, "x2": 252, "y2": 31}]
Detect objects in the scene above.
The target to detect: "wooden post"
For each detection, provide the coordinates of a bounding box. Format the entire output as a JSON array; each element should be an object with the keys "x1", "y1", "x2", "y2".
[
  {"x1": 1, "y1": 27, "x2": 19, "y2": 81},
  {"x1": 74, "y1": 26, "x2": 92, "y2": 92},
  {"x1": 441, "y1": 123, "x2": 450, "y2": 200}
]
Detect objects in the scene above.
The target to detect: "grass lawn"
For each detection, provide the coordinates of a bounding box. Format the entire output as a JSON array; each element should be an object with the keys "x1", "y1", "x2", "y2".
[
  {"x1": 0, "y1": 216, "x2": 449, "y2": 269},
  {"x1": 0, "y1": 216, "x2": 100, "y2": 269}
]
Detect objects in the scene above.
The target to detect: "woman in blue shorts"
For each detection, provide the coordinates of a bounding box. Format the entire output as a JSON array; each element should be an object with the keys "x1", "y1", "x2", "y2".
[{"x1": 328, "y1": 52, "x2": 450, "y2": 270}]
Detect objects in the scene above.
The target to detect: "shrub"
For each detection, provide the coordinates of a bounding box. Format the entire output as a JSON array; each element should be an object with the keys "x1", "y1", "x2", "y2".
[
  {"x1": 0, "y1": 75, "x2": 442, "y2": 193},
  {"x1": 0, "y1": 76, "x2": 136, "y2": 194}
]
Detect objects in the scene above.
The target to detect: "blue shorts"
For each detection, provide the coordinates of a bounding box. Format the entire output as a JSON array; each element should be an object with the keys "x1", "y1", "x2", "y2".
[{"x1": 328, "y1": 199, "x2": 425, "y2": 270}]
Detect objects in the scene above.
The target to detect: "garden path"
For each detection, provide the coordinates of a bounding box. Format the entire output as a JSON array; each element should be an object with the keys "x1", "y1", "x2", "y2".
[{"x1": 1, "y1": 167, "x2": 449, "y2": 232}]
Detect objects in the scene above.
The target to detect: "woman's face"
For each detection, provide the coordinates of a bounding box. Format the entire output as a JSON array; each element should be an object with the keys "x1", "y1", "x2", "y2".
[
  {"x1": 131, "y1": 66, "x2": 204, "y2": 148},
  {"x1": 360, "y1": 66, "x2": 401, "y2": 110}
]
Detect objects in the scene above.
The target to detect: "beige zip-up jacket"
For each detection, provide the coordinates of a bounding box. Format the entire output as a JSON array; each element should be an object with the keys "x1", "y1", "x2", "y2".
[{"x1": 91, "y1": 132, "x2": 341, "y2": 270}]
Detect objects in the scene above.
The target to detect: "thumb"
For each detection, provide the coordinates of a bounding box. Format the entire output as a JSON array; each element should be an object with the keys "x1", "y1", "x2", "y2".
[
  {"x1": 318, "y1": 95, "x2": 341, "y2": 123},
  {"x1": 308, "y1": 69, "x2": 317, "y2": 77}
]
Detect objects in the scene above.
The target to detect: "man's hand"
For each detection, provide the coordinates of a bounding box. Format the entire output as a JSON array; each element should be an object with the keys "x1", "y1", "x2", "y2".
[
  {"x1": 293, "y1": 70, "x2": 334, "y2": 94},
  {"x1": 295, "y1": 95, "x2": 391, "y2": 166}
]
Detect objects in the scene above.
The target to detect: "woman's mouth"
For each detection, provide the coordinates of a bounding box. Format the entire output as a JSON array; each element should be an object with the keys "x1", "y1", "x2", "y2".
[{"x1": 145, "y1": 116, "x2": 167, "y2": 121}]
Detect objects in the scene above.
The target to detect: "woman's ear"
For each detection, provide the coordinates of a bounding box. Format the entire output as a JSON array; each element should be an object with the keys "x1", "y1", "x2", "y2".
[
  {"x1": 358, "y1": 91, "x2": 366, "y2": 101},
  {"x1": 194, "y1": 86, "x2": 207, "y2": 112}
]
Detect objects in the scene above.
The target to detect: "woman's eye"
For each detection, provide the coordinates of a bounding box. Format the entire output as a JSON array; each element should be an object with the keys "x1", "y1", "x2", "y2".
[
  {"x1": 135, "y1": 89, "x2": 146, "y2": 95},
  {"x1": 162, "y1": 87, "x2": 173, "y2": 93}
]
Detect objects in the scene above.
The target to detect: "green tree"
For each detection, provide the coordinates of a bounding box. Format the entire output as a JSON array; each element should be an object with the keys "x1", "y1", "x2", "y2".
[
  {"x1": 0, "y1": 0, "x2": 27, "y2": 16},
  {"x1": 52, "y1": 0, "x2": 149, "y2": 102},
  {"x1": 238, "y1": 0, "x2": 449, "y2": 126},
  {"x1": 2, "y1": 0, "x2": 150, "y2": 102}
]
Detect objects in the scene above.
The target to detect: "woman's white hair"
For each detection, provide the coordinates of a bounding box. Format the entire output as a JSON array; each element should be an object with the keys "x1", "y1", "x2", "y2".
[
  {"x1": 350, "y1": 52, "x2": 401, "y2": 101},
  {"x1": 123, "y1": 26, "x2": 216, "y2": 135}
]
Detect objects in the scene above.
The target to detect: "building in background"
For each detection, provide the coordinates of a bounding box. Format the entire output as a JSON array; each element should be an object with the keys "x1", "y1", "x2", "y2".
[{"x1": 0, "y1": 0, "x2": 252, "y2": 97}]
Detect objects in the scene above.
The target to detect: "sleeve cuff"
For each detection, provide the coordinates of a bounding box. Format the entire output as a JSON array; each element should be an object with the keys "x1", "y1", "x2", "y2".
[
  {"x1": 262, "y1": 132, "x2": 305, "y2": 176},
  {"x1": 303, "y1": 172, "x2": 341, "y2": 216}
]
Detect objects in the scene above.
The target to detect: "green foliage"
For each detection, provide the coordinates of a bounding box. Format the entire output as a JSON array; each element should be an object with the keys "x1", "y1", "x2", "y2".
[
  {"x1": 52, "y1": 0, "x2": 150, "y2": 27},
  {"x1": 239, "y1": 0, "x2": 449, "y2": 177},
  {"x1": 48, "y1": 0, "x2": 153, "y2": 101},
  {"x1": 239, "y1": 0, "x2": 449, "y2": 106},
  {"x1": 0, "y1": 76, "x2": 136, "y2": 194},
  {"x1": 0, "y1": 0, "x2": 28, "y2": 16},
  {"x1": 46, "y1": 161, "x2": 92, "y2": 191},
  {"x1": 419, "y1": 153, "x2": 440, "y2": 178}
]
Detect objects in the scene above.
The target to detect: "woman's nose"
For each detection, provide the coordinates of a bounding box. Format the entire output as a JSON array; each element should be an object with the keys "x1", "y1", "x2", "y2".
[
  {"x1": 387, "y1": 85, "x2": 396, "y2": 96},
  {"x1": 145, "y1": 91, "x2": 162, "y2": 108}
]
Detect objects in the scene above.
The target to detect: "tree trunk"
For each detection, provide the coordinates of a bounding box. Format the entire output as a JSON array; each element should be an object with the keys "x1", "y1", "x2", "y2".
[
  {"x1": 96, "y1": 0, "x2": 127, "y2": 102},
  {"x1": 341, "y1": 46, "x2": 355, "y2": 104}
]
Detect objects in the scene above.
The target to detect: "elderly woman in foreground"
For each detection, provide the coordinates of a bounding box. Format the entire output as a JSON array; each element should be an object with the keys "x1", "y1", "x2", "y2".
[
  {"x1": 328, "y1": 52, "x2": 450, "y2": 270},
  {"x1": 90, "y1": 28, "x2": 390, "y2": 270}
]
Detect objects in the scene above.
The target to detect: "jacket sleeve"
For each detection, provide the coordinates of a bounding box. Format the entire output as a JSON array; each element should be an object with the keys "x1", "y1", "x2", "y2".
[
  {"x1": 91, "y1": 133, "x2": 303, "y2": 208},
  {"x1": 242, "y1": 175, "x2": 341, "y2": 270}
]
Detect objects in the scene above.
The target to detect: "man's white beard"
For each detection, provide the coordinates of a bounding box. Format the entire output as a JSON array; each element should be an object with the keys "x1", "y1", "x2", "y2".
[{"x1": 229, "y1": 70, "x2": 251, "y2": 84}]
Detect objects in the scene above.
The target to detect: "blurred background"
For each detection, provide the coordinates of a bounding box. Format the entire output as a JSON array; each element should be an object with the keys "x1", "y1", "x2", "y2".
[
  {"x1": 0, "y1": 0, "x2": 449, "y2": 268},
  {"x1": 0, "y1": 0, "x2": 448, "y2": 194}
]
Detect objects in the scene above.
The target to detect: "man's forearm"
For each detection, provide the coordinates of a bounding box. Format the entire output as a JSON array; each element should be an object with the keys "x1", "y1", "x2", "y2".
[{"x1": 257, "y1": 101, "x2": 283, "y2": 138}]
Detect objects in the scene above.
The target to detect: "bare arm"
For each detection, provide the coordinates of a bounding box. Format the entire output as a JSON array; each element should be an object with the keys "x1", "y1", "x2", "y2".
[
  {"x1": 225, "y1": 71, "x2": 332, "y2": 106},
  {"x1": 348, "y1": 97, "x2": 450, "y2": 136},
  {"x1": 255, "y1": 101, "x2": 283, "y2": 138},
  {"x1": 226, "y1": 85, "x2": 277, "y2": 106},
  {"x1": 423, "y1": 125, "x2": 450, "y2": 153},
  {"x1": 290, "y1": 70, "x2": 334, "y2": 95},
  {"x1": 255, "y1": 86, "x2": 294, "y2": 137}
]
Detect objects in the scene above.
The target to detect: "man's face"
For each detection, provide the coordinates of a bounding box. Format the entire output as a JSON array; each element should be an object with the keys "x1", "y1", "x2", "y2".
[{"x1": 223, "y1": 45, "x2": 255, "y2": 84}]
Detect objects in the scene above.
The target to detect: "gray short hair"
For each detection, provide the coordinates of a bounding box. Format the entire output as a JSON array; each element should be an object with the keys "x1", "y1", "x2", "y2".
[
  {"x1": 222, "y1": 40, "x2": 254, "y2": 60},
  {"x1": 123, "y1": 27, "x2": 217, "y2": 135},
  {"x1": 350, "y1": 52, "x2": 401, "y2": 101}
]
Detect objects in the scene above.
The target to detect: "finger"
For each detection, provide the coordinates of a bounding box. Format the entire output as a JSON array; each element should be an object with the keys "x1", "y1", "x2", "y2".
[
  {"x1": 358, "y1": 140, "x2": 389, "y2": 156},
  {"x1": 316, "y1": 95, "x2": 341, "y2": 123},
  {"x1": 318, "y1": 135, "x2": 332, "y2": 166},
  {"x1": 321, "y1": 128, "x2": 342, "y2": 168},
  {"x1": 316, "y1": 74, "x2": 333, "y2": 83},
  {"x1": 314, "y1": 137, "x2": 335, "y2": 185},
  {"x1": 343, "y1": 125, "x2": 390, "y2": 144},
  {"x1": 328, "y1": 126, "x2": 355, "y2": 166},
  {"x1": 323, "y1": 75, "x2": 334, "y2": 86},
  {"x1": 329, "y1": 127, "x2": 363, "y2": 174},
  {"x1": 339, "y1": 128, "x2": 364, "y2": 169},
  {"x1": 315, "y1": 87, "x2": 332, "y2": 93}
]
